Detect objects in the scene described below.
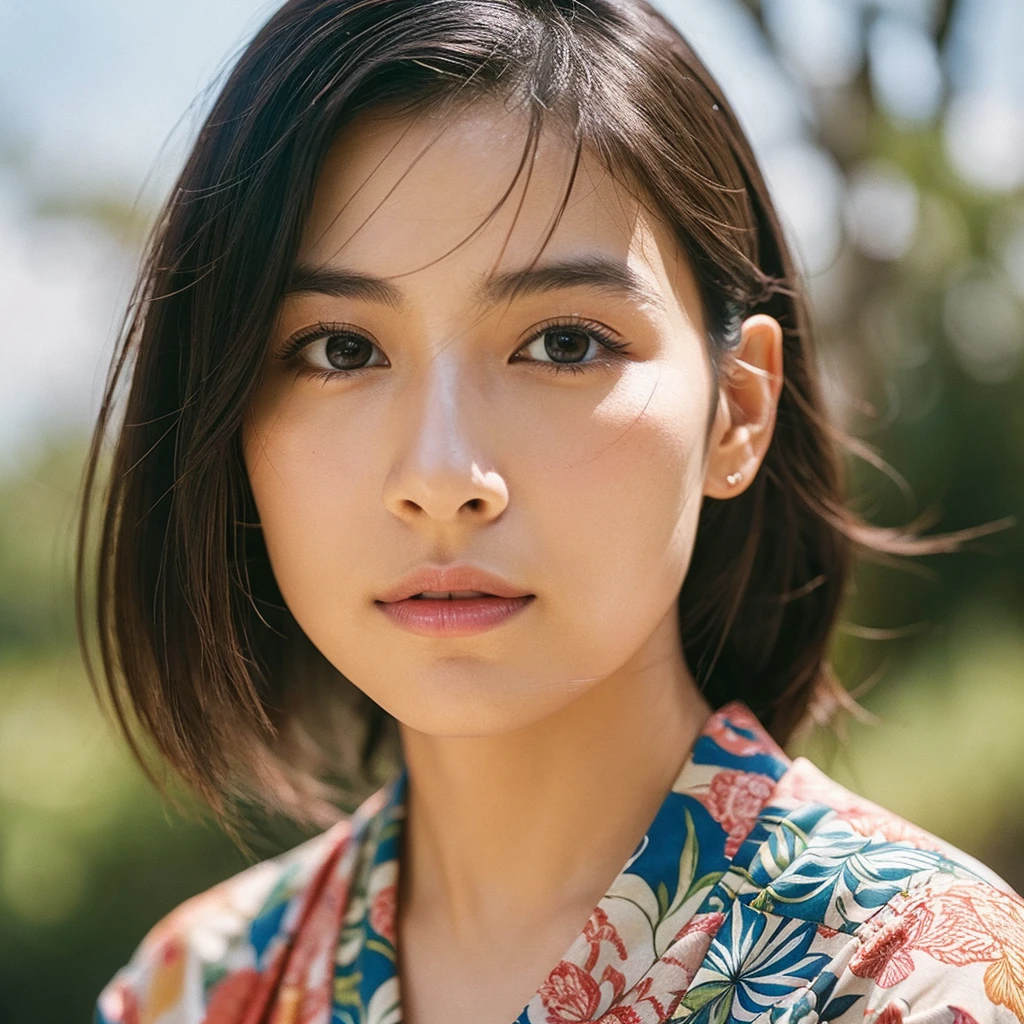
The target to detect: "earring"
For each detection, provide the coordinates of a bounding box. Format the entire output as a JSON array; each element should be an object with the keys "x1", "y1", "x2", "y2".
[{"x1": 726, "y1": 470, "x2": 743, "y2": 486}]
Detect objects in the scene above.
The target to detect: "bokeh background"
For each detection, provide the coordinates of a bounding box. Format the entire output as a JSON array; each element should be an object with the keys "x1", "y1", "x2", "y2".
[{"x1": 1, "y1": 0, "x2": 1023, "y2": 1018}]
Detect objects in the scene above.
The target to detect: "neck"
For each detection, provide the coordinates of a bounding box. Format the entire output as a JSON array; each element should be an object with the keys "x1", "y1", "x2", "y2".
[{"x1": 395, "y1": 614, "x2": 714, "y2": 948}]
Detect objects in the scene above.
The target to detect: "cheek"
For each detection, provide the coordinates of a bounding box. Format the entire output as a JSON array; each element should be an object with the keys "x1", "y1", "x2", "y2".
[
  {"x1": 543, "y1": 363, "x2": 707, "y2": 639},
  {"x1": 242, "y1": 393, "x2": 377, "y2": 617}
]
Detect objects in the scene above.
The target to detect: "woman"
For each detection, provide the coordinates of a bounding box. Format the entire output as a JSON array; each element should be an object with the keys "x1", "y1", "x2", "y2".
[{"x1": 82, "y1": 0, "x2": 1023, "y2": 1021}]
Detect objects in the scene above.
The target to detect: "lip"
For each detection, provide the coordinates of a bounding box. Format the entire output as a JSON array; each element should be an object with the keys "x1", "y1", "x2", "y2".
[
  {"x1": 376, "y1": 593, "x2": 535, "y2": 637},
  {"x1": 374, "y1": 563, "x2": 535, "y2": 639},
  {"x1": 375, "y1": 564, "x2": 532, "y2": 603}
]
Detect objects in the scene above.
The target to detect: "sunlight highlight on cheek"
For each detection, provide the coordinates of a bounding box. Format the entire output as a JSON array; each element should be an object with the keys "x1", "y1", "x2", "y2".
[{"x1": 585, "y1": 358, "x2": 701, "y2": 463}]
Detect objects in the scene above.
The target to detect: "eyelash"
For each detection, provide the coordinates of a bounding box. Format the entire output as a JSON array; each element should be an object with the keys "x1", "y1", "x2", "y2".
[{"x1": 277, "y1": 316, "x2": 633, "y2": 381}]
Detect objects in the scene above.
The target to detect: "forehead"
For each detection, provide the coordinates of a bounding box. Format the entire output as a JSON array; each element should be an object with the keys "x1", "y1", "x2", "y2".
[{"x1": 298, "y1": 99, "x2": 702, "y2": 321}]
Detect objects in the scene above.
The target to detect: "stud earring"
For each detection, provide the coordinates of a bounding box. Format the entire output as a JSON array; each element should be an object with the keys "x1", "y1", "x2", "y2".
[{"x1": 726, "y1": 470, "x2": 743, "y2": 486}]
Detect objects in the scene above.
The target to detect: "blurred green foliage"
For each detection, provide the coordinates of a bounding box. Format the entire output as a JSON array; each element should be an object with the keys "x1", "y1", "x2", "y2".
[
  {"x1": 2, "y1": 0, "x2": 1023, "y2": 1020},
  {"x1": 0, "y1": 444, "x2": 256, "y2": 1017}
]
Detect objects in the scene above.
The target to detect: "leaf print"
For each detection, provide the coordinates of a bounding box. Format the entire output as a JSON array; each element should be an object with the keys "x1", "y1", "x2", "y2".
[
  {"x1": 687, "y1": 872, "x2": 727, "y2": 906},
  {"x1": 819, "y1": 993, "x2": 861, "y2": 1021},
  {"x1": 658, "y1": 882, "x2": 671, "y2": 918},
  {"x1": 700, "y1": 899, "x2": 766, "y2": 981},
  {"x1": 757, "y1": 829, "x2": 946, "y2": 929},
  {"x1": 684, "y1": 904, "x2": 833, "y2": 1024},
  {"x1": 365, "y1": 975, "x2": 400, "y2": 1024},
  {"x1": 675, "y1": 809, "x2": 699, "y2": 905},
  {"x1": 761, "y1": 828, "x2": 805, "y2": 883},
  {"x1": 656, "y1": 914, "x2": 728, "y2": 1000},
  {"x1": 653, "y1": 809, "x2": 724, "y2": 956},
  {"x1": 679, "y1": 979, "x2": 732, "y2": 1016},
  {"x1": 984, "y1": 956, "x2": 1024, "y2": 1023},
  {"x1": 732, "y1": 921, "x2": 831, "y2": 1015},
  {"x1": 766, "y1": 987, "x2": 816, "y2": 1024},
  {"x1": 333, "y1": 969, "x2": 363, "y2": 1013},
  {"x1": 742, "y1": 804, "x2": 842, "y2": 894},
  {"x1": 606, "y1": 870, "x2": 662, "y2": 941},
  {"x1": 364, "y1": 938, "x2": 396, "y2": 963},
  {"x1": 763, "y1": 967, "x2": 855, "y2": 1024}
]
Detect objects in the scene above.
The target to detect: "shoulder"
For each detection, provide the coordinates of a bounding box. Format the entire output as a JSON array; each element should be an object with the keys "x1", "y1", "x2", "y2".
[
  {"x1": 731, "y1": 757, "x2": 1024, "y2": 1024},
  {"x1": 94, "y1": 782, "x2": 391, "y2": 1024}
]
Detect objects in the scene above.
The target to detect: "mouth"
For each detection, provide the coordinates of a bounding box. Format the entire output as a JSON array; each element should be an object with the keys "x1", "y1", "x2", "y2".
[{"x1": 375, "y1": 591, "x2": 536, "y2": 637}]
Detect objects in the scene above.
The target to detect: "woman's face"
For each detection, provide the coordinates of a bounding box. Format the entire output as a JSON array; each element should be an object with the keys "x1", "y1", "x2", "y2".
[{"x1": 244, "y1": 99, "x2": 778, "y2": 737}]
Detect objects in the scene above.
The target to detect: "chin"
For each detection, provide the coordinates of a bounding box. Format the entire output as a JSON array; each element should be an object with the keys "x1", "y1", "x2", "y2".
[{"x1": 380, "y1": 676, "x2": 593, "y2": 738}]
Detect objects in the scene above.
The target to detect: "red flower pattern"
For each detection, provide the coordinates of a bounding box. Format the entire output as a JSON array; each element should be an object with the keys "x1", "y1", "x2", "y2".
[
  {"x1": 581, "y1": 907, "x2": 629, "y2": 973},
  {"x1": 368, "y1": 883, "x2": 397, "y2": 945},
  {"x1": 593, "y1": 976, "x2": 667, "y2": 1023},
  {"x1": 849, "y1": 879, "x2": 1024, "y2": 1021},
  {"x1": 596, "y1": 1009, "x2": 643, "y2": 1023},
  {"x1": 669, "y1": 909, "x2": 726, "y2": 977},
  {"x1": 540, "y1": 908, "x2": 629, "y2": 1022},
  {"x1": 703, "y1": 705, "x2": 787, "y2": 761},
  {"x1": 673, "y1": 912, "x2": 726, "y2": 944},
  {"x1": 539, "y1": 962, "x2": 615, "y2": 1023},
  {"x1": 703, "y1": 770, "x2": 775, "y2": 857},
  {"x1": 874, "y1": 1003, "x2": 904, "y2": 1024},
  {"x1": 851, "y1": 918, "x2": 917, "y2": 988}
]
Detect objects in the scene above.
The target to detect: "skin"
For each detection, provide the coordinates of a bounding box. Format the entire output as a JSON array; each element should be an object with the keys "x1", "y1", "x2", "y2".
[{"x1": 244, "y1": 98, "x2": 783, "y2": 1022}]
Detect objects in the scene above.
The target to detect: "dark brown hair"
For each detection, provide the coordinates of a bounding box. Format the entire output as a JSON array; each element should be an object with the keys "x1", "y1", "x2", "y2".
[{"x1": 76, "y1": 0, "x2": 1012, "y2": 827}]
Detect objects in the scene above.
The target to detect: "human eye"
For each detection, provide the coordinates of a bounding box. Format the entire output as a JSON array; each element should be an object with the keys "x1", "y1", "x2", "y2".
[
  {"x1": 277, "y1": 321, "x2": 388, "y2": 380},
  {"x1": 511, "y1": 316, "x2": 633, "y2": 376}
]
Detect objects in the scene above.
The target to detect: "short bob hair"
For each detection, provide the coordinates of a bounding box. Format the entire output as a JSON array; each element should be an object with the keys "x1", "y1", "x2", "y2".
[{"x1": 76, "y1": 0, "x2": 995, "y2": 826}]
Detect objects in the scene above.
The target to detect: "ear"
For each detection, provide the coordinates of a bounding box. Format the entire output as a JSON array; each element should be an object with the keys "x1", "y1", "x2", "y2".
[{"x1": 703, "y1": 313, "x2": 784, "y2": 499}]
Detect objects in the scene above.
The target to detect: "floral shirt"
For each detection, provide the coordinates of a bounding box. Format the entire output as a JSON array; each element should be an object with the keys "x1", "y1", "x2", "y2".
[{"x1": 95, "y1": 700, "x2": 1024, "y2": 1024}]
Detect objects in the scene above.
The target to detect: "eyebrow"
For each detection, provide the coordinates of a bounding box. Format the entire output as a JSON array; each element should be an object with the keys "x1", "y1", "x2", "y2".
[{"x1": 284, "y1": 254, "x2": 667, "y2": 312}]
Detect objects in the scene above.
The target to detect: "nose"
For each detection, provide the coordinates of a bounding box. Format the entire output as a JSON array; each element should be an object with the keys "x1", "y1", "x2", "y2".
[{"x1": 381, "y1": 348, "x2": 510, "y2": 526}]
